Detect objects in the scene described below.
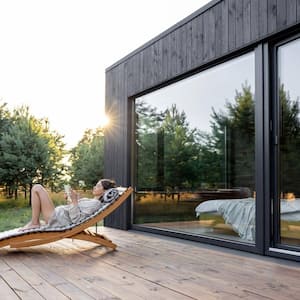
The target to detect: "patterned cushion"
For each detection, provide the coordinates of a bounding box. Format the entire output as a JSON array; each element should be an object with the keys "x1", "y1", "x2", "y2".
[{"x1": 103, "y1": 188, "x2": 120, "y2": 203}]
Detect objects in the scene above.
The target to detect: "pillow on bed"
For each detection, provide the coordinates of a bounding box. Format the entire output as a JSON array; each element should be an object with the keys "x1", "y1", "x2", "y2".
[{"x1": 103, "y1": 188, "x2": 119, "y2": 203}]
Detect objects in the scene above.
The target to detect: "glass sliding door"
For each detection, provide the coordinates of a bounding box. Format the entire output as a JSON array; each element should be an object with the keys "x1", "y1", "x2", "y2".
[
  {"x1": 276, "y1": 37, "x2": 300, "y2": 248},
  {"x1": 134, "y1": 52, "x2": 256, "y2": 243}
]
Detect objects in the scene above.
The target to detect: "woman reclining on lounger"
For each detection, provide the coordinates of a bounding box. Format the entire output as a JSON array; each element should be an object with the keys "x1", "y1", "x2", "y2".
[{"x1": 20, "y1": 179, "x2": 116, "y2": 231}]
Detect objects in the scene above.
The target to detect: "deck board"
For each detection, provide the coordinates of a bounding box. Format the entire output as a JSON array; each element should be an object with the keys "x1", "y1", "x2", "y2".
[
  {"x1": 0, "y1": 227, "x2": 300, "y2": 299},
  {"x1": 0, "y1": 270, "x2": 19, "y2": 300}
]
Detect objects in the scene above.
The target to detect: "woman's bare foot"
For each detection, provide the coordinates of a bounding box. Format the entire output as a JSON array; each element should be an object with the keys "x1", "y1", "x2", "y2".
[{"x1": 19, "y1": 222, "x2": 40, "y2": 232}]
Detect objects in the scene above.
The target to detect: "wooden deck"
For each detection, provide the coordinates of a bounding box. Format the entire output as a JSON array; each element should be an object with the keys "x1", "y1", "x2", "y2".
[{"x1": 0, "y1": 227, "x2": 300, "y2": 300}]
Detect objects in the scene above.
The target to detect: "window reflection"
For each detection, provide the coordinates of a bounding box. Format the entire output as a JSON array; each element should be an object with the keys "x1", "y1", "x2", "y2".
[
  {"x1": 278, "y1": 38, "x2": 300, "y2": 247},
  {"x1": 134, "y1": 52, "x2": 255, "y2": 243}
]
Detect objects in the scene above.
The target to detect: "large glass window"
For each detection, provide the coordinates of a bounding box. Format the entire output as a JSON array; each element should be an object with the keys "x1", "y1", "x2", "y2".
[
  {"x1": 277, "y1": 37, "x2": 300, "y2": 247},
  {"x1": 134, "y1": 52, "x2": 255, "y2": 243}
]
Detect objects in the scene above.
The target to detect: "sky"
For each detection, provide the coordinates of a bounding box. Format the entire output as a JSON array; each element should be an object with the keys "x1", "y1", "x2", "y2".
[
  {"x1": 0, "y1": 0, "x2": 210, "y2": 149},
  {"x1": 278, "y1": 39, "x2": 300, "y2": 102},
  {"x1": 138, "y1": 52, "x2": 255, "y2": 134}
]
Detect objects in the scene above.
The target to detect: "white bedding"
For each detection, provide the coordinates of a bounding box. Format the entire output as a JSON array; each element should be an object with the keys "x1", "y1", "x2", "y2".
[{"x1": 195, "y1": 198, "x2": 300, "y2": 241}]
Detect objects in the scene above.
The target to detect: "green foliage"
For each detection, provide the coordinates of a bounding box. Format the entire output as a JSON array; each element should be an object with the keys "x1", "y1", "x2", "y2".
[
  {"x1": 161, "y1": 105, "x2": 201, "y2": 189},
  {"x1": 136, "y1": 83, "x2": 257, "y2": 192},
  {"x1": 0, "y1": 100, "x2": 105, "y2": 198},
  {"x1": 136, "y1": 101, "x2": 202, "y2": 191},
  {"x1": 35, "y1": 119, "x2": 68, "y2": 192},
  {"x1": 136, "y1": 101, "x2": 162, "y2": 189},
  {"x1": 210, "y1": 83, "x2": 255, "y2": 189},
  {"x1": 210, "y1": 82, "x2": 300, "y2": 194},
  {"x1": 0, "y1": 102, "x2": 11, "y2": 133},
  {"x1": 196, "y1": 131, "x2": 223, "y2": 188},
  {"x1": 69, "y1": 128, "x2": 105, "y2": 189},
  {"x1": 0, "y1": 104, "x2": 67, "y2": 197},
  {"x1": 278, "y1": 84, "x2": 300, "y2": 194}
]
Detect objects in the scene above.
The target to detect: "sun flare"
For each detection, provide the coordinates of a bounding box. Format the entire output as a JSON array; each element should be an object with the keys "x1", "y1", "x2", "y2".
[{"x1": 99, "y1": 113, "x2": 110, "y2": 128}]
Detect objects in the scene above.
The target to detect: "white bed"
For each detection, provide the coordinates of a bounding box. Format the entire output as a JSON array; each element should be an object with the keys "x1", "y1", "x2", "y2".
[{"x1": 195, "y1": 198, "x2": 300, "y2": 241}]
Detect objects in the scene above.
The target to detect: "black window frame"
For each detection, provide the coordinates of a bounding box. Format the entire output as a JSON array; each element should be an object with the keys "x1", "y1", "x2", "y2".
[
  {"x1": 131, "y1": 45, "x2": 265, "y2": 255},
  {"x1": 267, "y1": 33, "x2": 300, "y2": 257}
]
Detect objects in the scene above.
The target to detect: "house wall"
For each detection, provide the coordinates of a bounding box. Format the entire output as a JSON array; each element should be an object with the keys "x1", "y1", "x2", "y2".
[{"x1": 104, "y1": 0, "x2": 300, "y2": 229}]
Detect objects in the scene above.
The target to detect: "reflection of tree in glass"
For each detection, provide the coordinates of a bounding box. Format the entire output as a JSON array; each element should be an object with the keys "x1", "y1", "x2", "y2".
[
  {"x1": 279, "y1": 83, "x2": 300, "y2": 195},
  {"x1": 210, "y1": 83, "x2": 255, "y2": 190},
  {"x1": 136, "y1": 83, "x2": 300, "y2": 195},
  {"x1": 136, "y1": 83, "x2": 257, "y2": 192},
  {"x1": 136, "y1": 101, "x2": 202, "y2": 190},
  {"x1": 161, "y1": 105, "x2": 201, "y2": 190},
  {"x1": 135, "y1": 100, "x2": 164, "y2": 134},
  {"x1": 136, "y1": 83, "x2": 255, "y2": 190},
  {"x1": 135, "y1": 100, "x2": 164, "y2": 189}
]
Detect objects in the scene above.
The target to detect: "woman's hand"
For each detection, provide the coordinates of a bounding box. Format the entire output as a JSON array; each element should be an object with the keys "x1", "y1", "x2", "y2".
[{"x1": 69, "y1": 189, "x2": 80, "y2": 205}]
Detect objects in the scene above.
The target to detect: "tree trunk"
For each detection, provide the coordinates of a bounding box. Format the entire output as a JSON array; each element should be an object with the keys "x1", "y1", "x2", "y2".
[{"x1": 29, "y1": 183, "x2": 33, "y2": 206}]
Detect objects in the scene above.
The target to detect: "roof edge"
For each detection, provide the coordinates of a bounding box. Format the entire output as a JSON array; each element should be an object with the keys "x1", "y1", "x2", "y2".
[{"x1": 105, "y1": 0, "x2": 221, "y2": 72}]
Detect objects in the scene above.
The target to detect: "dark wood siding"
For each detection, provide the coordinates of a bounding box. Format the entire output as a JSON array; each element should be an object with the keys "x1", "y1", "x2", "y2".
[
  {"x1": 243, "y1": 0, "x2": 251, "y2": 44},
  {"x1": 105, "y1": 0, "x2": 300, "y2": 229},
  {"x1": 104, "y1": 63, "x2": 131, "y2": 229},
  {"x1": 191, "y1": 14, "x2": 204, "y2": 66},
  {"x1": 258, "y1": 0, "x2": 268, "y2": 37},
  {"x1": 268, "y1": 0, "x2": 277, "y2": 34},
  {"x1": 287, "y1": 0, "x2": 297, "y2": 26},
  {"x1": 228, "y1": 0, "x2": 236, "y2": 50}
]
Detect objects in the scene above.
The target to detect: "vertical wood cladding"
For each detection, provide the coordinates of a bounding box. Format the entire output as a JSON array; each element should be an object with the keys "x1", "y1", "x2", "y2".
[
  {"x1": 287, "y1": 0, "x2": 297, "y2": 26},
  {"x1": 104, "y1": 63, "x2": 131, "y2": 229},
  {"x1": 105, "y1": 0, "x2": 300, "y2": 229}
]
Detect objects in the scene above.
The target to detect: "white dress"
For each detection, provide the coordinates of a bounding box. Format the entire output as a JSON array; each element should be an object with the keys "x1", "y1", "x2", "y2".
[{"x1": 47, "y1": 198, "x2": 103, "y2": 228}]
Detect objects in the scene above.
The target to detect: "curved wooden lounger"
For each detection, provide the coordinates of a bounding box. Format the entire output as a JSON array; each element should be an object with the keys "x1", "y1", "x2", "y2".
[{"x1": 0, "y1": 187, "x2": 133, "y2": 250}]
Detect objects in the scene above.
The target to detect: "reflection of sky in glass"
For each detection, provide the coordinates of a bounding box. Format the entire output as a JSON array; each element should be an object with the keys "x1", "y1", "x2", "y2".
[
  {"x1": 137, "y1": 52, "x2": 255, "y2": 134},
  {"x1": 278, "y1": 37, "x2": 300, "y2": 103}
]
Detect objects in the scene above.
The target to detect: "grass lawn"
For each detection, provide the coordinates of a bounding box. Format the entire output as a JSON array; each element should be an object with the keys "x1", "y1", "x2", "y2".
[{"x1": 134, "y1": 192, "x2": 202, "y2": 224}]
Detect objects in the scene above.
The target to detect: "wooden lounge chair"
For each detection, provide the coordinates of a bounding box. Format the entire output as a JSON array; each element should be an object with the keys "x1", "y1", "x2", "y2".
[{"x1": 0, "y1": 187, "x2": 133, "y2": 250}]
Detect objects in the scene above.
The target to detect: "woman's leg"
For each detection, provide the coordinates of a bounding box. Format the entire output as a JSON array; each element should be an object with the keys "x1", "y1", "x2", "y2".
[{"x1": 21, "y1": 184, "x2": 55, "y2": 230}]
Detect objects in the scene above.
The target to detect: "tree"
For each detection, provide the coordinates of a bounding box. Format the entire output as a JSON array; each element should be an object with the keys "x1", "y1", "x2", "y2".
[
  {"x1": 136, "y1": 101, "x2": 202, "y2": 191},
  {"x1": 161, "y1": 104, "x2": 201, "y2": 190},
  {"x1": 210, "y1": 83, "x2": 255, "y2": 189},
  {"x1": 278, "y1": 83, "x2": 300, "y2": 194},
  {"x1": 33, "y1": 118, "x2": 67, "y2": 192},
  {"x1": 0, "y1": 102, "x2": 12, "y2": 193},
  {"x1": 0, "y1": 106, "x2": 67, "y2": 198},
  {"x1": 69, "y1": 128, "x2": 105, "y2": 189},
  {"x1": 196, "y1": 131, "x2": 223, "y2": 189},
  {"x1": 0, "y1": 101, "x2": 11, "y2": 134},
  {"x1": 210, "y1": 81, "x2": 300, "y2": 194},
  {"x1": 135, "y1": 100, "x2": 164, "y2": 190}
]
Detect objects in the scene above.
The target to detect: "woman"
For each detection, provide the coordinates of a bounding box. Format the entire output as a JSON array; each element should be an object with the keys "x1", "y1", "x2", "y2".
[{"x1": 20, "y1": 179, "x2": 116, "y2": 231}]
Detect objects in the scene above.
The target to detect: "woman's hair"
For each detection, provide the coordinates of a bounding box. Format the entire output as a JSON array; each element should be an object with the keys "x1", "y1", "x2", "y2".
[{"x1": 100, "y1": 179, "x2": 116, "y2": 190}]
